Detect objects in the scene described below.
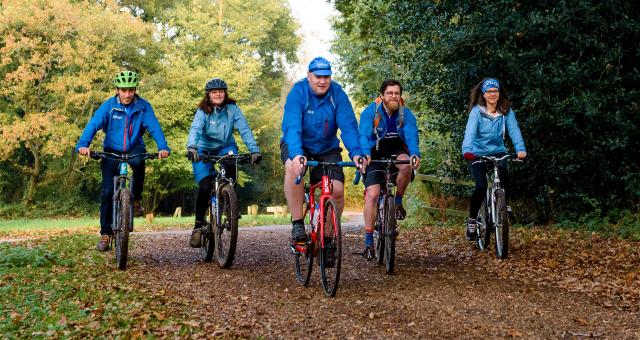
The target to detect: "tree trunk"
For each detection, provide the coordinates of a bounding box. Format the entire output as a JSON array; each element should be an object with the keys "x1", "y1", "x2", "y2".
[{"x1": 25, "y1": 141, "x2": 42, "y2": 206}]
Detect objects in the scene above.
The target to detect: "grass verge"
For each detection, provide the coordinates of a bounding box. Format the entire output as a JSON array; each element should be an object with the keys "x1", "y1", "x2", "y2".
[
  {"x1": 0, "y1": 236, "x2": 198, "y2": 338},
  {"x1": 0, "y1": 215, "x2": 292, "y2": 239}
]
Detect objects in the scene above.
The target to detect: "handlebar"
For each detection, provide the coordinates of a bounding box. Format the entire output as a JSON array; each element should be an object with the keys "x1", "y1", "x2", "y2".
[
  {"x1": 294, "y1": 157, "x2": 361, "y2": 185},
  {"x1": 471, "y1": 153, "x2": 521, "y2": 165},
  {"x1": 192, "y1": 153, "x2": 252, "y2": 164},
  {"x1": 89, "y1": 151, "x2": 161, "y2": 161}
]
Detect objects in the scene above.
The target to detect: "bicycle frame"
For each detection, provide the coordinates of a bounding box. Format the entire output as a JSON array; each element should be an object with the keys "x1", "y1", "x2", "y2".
[
  {"x1": 368, "y1": 157, "x2": 414, "y2": 221},
  {"x1": 475, "y1": 154, "x2": 511, "y2": 226},
  {"x1": 90, "y1": 151, "x2": 157, "y2": 231},
  {"x1": 307, "y1": 172, "x2": 334, "y2": 250},
  {"x1": 292, "y1": 160, "x2": 356, "y2": 252},
  {"x1": 200, "y1": 153, "x2": 249, "y2": 228}
]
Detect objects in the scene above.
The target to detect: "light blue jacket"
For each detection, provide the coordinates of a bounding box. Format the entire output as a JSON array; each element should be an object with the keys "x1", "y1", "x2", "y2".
[
  {"x1": 358, "y1": 101, "x2": 421, "y2": 157},
  {"x1": 462, "y1": 105, "x2": 526, "y2": 156},
  {"x1": 187, "y1": 104, "x2": 260, "y2": 154},
  {"x1": 280, "y1": 79, "x2": 362, "y2": 160},
  {"x1": 76, "y1": 95, "x2": 170, "y2": 153}
]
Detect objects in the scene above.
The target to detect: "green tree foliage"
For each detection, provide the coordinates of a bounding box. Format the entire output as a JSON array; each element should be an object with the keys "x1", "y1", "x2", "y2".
[
  {"x1": 0, "y1": 0, "x2": 298, "y2": 214},
  {"x1": 130, "y1": 0, "x2": 298, "y2": 211},
  {"x1": 332, "y1": 0, "x2": 640, "y2": 222},
  {"x1": 0, "y1": 0, "x2": 160, "y2": 205}
]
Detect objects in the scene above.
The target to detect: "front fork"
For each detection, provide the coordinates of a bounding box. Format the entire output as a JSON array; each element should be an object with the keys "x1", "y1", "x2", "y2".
[
  {"x1": 112, "y1": 161, "x2": 132, "y2": 232},
  {"x1": 490, "y1": 165, "x2": 501, "y2": 226}
]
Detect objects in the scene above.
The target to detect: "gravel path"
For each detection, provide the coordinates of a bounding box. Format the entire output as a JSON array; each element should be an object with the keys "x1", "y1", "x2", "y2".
[{"x1": 122, "y1": 216, "x2": 639, "y2": 338}]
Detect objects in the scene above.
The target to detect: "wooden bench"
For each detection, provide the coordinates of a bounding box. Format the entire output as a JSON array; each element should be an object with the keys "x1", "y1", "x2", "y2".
[{"x1": 266, "y1": 205, "x2": 288, "y2": 217}]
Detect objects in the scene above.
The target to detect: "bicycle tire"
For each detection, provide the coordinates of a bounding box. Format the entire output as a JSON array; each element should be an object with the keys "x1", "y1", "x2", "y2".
[
  {"x1": 294, "y1": 202, "x2": 314, "y2": 286},
  {"x1": 200, "y1": 195, "x2": 215, "y2": 262},
  {"x1": 319, "y1": 198, "x2": 341, "y2": 297},
  {"x1": 475, "y1": 199, "x2": 491, "y2": 250},
  {"x1": 383, "y1": 195, "x2": 396, "y2": 274},
  {"x1": 375, "y1": 201, "x2": 385, "y2": 265},
  {"x1": 115, "y1": 189, "x2": 131, "y2": 270},
  {"x1": 214, "y1": 184, "x2": 238, "y2": 268},
  {"x1": 494, "y1": 189, "x2": 509, "y2": 259}
]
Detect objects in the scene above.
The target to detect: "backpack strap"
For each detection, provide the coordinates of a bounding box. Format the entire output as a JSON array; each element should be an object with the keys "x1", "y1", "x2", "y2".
[{"x1": 373, "y1": 99, "x2": 383, "y2": 151}]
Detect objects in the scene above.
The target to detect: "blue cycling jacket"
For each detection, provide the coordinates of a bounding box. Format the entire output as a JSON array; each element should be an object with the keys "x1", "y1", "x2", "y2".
[
  {"x1": 186, "y1": 104, "x2": 260, "y2": 154},
  {"x1": 280, "y1": 78, "x2": 362, "y2": 160},
  {"x1": 462, "y1": 105, "x2": 526, "y2": 156},
  {"x1": 358, "y1": 101, "x2": 421, "y2": 157},
  {"x1": 75, "y1": 94, "x2": 170, "y2": 153}
]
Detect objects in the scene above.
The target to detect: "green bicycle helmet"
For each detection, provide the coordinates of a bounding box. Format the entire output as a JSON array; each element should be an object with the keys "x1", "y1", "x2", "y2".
[{"x1": 114, "y1": 70, "x2": 139, "y2": 88}]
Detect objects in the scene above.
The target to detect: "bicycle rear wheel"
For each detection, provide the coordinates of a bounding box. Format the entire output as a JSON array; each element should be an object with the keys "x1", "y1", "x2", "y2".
[
  {"x1": 494, "y1": 189, "x2": 509, "y2": 259},
  {"x1": 475, "y1": 199, "x2": 491, "y2": 250},
  {"x1": 214, "y1": 184, "x2": 239, "y2": 268},
  {"x1": 375, "y1": 202, "x2": 385, "y2": 265},
  {"x1": 114, "y1": 188, "x2": 131, "y2": 270},
  {"x1": 383, "y1": 195, "x2": 397, "y2": 274},
  {"x1": 200, "y1": 194, "x2": 215, "y2": 262},
  {"x1": 294, "y1": 204, "x2": 313, "y2": 286},
  {"x1": 319, "y1": 198, "x2": 341, "y2": 297}
]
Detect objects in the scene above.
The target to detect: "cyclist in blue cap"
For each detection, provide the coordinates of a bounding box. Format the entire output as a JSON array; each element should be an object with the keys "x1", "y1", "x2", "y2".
[
  {"x1": 462, "y1": 77, "x2": 527, "y2": 240},
  {"x1": 76, "y1": 70, "x2": 170, "y2": 251},
  {"x1": 280, "y1": 56, "x2": 366, "y2": 243}
]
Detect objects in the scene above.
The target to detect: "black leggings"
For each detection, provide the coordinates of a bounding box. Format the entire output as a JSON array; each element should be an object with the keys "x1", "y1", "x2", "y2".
[
  {"x1": 194, "y1": 160, "x2": 236, "y2": 228},
  {"x1": 469, "y1": 160, "x2": 510, "y2": 219}
]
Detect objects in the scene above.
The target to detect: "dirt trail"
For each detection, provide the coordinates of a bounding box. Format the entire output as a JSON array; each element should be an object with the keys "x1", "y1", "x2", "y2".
[{"x1": 124, "y1": 218, "x2": 639, "y2": 339}]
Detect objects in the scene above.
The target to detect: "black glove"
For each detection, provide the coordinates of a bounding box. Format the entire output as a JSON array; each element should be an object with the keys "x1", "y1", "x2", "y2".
[
  {"x1": 187, "y1": 147, "x2": 200, "y2": 162},
  {"x1": 251, "y1": 152, "x2": 262, "y2": 165}
]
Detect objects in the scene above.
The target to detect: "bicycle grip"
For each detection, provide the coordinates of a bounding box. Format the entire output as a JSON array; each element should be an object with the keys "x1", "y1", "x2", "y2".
[{"x1": 294, "y1": 157, "x2": 307, "y2": 185}]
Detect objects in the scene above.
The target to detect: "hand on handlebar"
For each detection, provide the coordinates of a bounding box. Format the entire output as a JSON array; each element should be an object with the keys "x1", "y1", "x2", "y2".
[
  {"x1": 251, "y1": 152, "x2": 262, "y2": 165},
  {"x1": 353, "y1": 155, "x2": 367, "y2": 173},
  {"x1": 158, "y1": 150, "x2": 170, "y2": 159},
  {"x1": 410, "y1": 155, "x2": 420, "y2": 169},
  {"x1": 187, "y1": 147, "x2": 200, "y2": 162},
  {"x1": 293, "y1": 155, "x2": 306, "y2": 176},
  {"x1": 78, "y1": 147, "x2": 90, "y2": 156}
]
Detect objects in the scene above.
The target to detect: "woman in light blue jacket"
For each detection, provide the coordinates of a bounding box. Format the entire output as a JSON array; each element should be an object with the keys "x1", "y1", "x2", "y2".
[
  {"x1": 461, "y1": 78, "x2": 527, "y2": 241},
  {"x1": 186, "y1": 78, "x2": 261, "y2": 247}
]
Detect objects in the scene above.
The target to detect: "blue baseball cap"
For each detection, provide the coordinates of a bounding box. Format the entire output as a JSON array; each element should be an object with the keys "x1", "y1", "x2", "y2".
[{"x1": 308, "y1": 57, "x2": 332, "y2": 76}]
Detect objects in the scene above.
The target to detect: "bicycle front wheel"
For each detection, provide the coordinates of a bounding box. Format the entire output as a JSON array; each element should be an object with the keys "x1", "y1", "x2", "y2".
[
  {"x1": 494, "y1": 189, "x2": 509, "y2": 259},
  {"x1": 383, "y1": 195, "x2": 397, "y2": 274},
  {"x1": 115, "y1": 188, "x2": 131, "y2": 270},
  {"x1": 475, "y1": 199, "x2": 491, "y2": 250},
  {"x1": 214, "y1": 184, "x2": 239, "y2": 268},
  {"x1": 319, "y1": 198, "x2": 341, "y2": 297}
]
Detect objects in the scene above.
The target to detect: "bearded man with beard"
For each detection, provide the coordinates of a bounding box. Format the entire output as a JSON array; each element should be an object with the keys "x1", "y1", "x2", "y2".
[{"x1": 357, "y1": 79, "x2": 421, "y2": 260}]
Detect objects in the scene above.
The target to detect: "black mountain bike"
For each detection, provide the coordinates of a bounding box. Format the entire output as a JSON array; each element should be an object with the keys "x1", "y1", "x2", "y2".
[
  {"x1": 367, "y1": 157, "x2": 416, "y2": 274},
  {"x1": 90, "y1": 151, "x2": 160, "y2": 270},
  {"x1": 190, "y1": 153, "x2": 250, "y2": 268},
  {"x1": 472, "y1": 153, "x2": 521, "y2": 259}
]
